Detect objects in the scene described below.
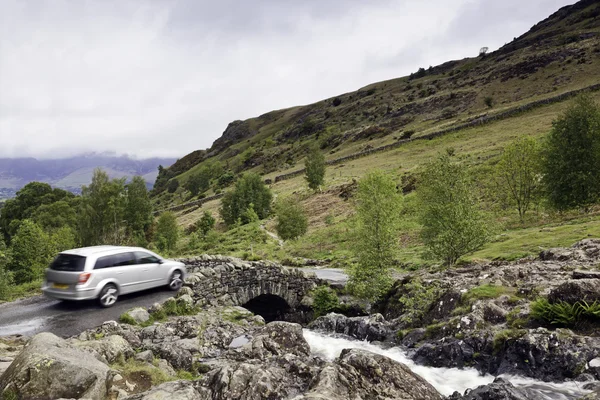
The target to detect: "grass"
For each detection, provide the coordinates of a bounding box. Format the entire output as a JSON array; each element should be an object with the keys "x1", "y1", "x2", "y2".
[{"x1": 461, "y1": 285, "x2": 518, "y2": 304}]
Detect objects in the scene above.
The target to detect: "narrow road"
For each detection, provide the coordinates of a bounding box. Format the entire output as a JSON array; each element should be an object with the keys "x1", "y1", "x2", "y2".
[{"x1": 0, "y1": 268, "x2": 348, "y2": 338}]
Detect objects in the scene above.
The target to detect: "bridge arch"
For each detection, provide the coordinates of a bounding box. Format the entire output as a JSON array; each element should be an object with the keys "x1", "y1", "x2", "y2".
[{"x1": 181, "y1": 255, "x2": 323, "y2": 321}]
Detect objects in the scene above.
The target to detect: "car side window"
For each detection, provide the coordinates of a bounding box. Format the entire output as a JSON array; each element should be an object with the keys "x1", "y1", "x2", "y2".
[
  {"x1": 135, "y1": 251, "x2": 161, "y2": 264},
  {"x1": 94, "y1": 252, "x2": 137, "y2": 269},
  {"x1": 94, "y1": 255, "x2": 116, "y2": 269},
  {"x1": 113, "y1": 252, "x2": 137, "y2": 266}
]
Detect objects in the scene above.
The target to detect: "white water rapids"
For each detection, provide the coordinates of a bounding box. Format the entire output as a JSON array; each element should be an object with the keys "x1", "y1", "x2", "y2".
[{"x1": 303, "y1": 330, "x2": 593, "y2": 399}]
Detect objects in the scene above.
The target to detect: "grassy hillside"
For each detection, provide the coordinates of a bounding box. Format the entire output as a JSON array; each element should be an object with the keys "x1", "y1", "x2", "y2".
[{"x1": 152, "y1": 0, "x2": 600, "y2": 266}]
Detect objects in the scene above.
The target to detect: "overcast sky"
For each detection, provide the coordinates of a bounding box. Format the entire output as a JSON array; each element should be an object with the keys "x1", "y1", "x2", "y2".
[{"x1": 0, "y1": 0, "x2": 575, "y2": 160}]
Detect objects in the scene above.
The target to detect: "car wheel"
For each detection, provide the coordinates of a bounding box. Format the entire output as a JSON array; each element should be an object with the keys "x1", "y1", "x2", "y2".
[
  {"x1": 98, "y1": 284, "x2": 118, "y2": 308},
  {"x1": 168, "y1": 270, "x2": 183, "y2": 291}
]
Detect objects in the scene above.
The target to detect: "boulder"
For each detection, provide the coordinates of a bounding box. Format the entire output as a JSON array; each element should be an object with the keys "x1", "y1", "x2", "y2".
[
  {"x1": 123, "y1": 380, "x2": 203, "y2": 400},
  {"x1": 548, "y1": 279, "x2": 600, "y2": 304},
  {"x1": 308, "y1": 313, "x2": 391, "y2": 342},
  {"x1": 483, "y1": 303, "x2": 507, "y2": 324},
  {"x1": 125, "y1": 308, "x2": 151, "y2": 324},
  {"x1": 74, "y1": 334, "x2": 134, "y2": 364},
  {"x1": 299, "y1": 349, "x2": 442, "y2": 400},
  {"x1": 134, "y1": 350, "x2": 154, "y2": 364},
  {"x1": 231, "y1": 321, "x2": 310, "y2": 360},
  {"x1": 0, "y1": 333, "x2": 111, "y2": 400}
]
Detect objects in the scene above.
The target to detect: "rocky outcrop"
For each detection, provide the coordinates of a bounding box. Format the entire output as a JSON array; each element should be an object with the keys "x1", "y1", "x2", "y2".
[
  {"x1": 308, "y1": 313, "x2": 392, "y2": 342},
  {"x1": 548, "y1": 279, "x2": 600, "y2": 304},
  {"x1": 298, "y1": 349, "x2": 442, "y2": 400},
  {"x1": 0, "y1": 333, "x2": 113, "y2": 400}
]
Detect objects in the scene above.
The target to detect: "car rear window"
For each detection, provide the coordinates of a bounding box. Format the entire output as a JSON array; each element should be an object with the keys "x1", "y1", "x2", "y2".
[
  {"x1": 94, "y1": 252, "x2": 136, "y2": 269},
  {"x1": 50, "y1": 254, "x2": 87, "y2": 272}
]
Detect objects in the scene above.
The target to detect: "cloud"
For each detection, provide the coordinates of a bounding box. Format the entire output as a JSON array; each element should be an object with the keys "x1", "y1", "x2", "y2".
[{"x1": 0, "y1": 0, "x2": 575, "y2": 159}]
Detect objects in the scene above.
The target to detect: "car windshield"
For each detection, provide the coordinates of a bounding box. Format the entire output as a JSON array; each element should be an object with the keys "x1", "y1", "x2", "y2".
[{"x1": 49, "y1": 254, "x2": 87, "y2": 272}]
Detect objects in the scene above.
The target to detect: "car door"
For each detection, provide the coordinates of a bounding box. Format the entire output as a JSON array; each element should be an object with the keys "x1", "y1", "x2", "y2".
[
  {"x1": 134, "y1": 251, "x2": 165, "y2": 289},
  {"x1": 95, "y1": 252, "x2": 140, "y2": 294}
]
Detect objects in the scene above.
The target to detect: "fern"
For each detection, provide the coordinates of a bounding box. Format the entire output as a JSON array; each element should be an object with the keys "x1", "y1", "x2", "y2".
[{"x1": 530, "y1": 298, "x2": 600, "y2": 327}]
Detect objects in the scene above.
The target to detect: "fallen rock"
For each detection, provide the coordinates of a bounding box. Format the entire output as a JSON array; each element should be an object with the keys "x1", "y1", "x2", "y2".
[
  {"x1": 0, "y1": 332, "x2": 111, "y2": 400},
  {"x1": 134, "y1": 350, "x2": 154, "y2": 364},
  {"x1": 125, "y1": 308, "x2": 151, "y2": 324}
]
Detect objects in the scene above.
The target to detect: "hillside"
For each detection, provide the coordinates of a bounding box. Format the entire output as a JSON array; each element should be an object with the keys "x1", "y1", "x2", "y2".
[
  {"x1": 0, "y1": 153, "x2": 176, "y2": 199},
  {"x1": 152, "y1": 0, "x2": 600, "y2": 265}
]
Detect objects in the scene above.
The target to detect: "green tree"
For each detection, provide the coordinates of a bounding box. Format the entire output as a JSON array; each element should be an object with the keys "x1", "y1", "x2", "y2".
[
  {"x1": 0, "y1": 239, "x2": 13, "y2": 300},
  {"x1": 186, "y1": 168, "x2": 211, "y2": 197},
  {"x1": 8, "y1": 220, "x2": 51, "y2": 284},
  {"x1": 219, "y1": 173, "x2": 272, "y2": 226},
  {"x1": 155, "y1": 212, "x2": 179, "y2": 253},
  {"x1": 32, "y1": 198, "x2": 79, "y2": 233},
  {"x1": 543, "y1": 95, "x2": 600, "y2": 210},
  {"x1": 125, "y1": 176, "x2": 153, "y2": 237},
  {"x1": 418, "y1": 154, "x2": 489, "y2": 266},
  {"x1": 49, "y1": 226, "x2": 77, "y2": 255},
  {"x1": 348, "y1": 171, "x2": 402, "y2": 300},
  {"x1": 495, "y1": 137, "x2": 542, "y2": 220},
  {"x1": 196, "y1": 211, "x2": 216, "y2": 236},
  {"x1": 79, "y1": 169, "x2": 127, "y2": 246},
  {"x1": 0, "y1": 182, "x2": 74, "y2": 243},
  {"x1": 275, "y1": 198, "x2": 308, "y2": 240},
  {"x1": 167, "y1": 179, "x2": 180, "y2": 193},
  {"x1": 305, "y1": 145, "x2": 326, "y2": 191}
]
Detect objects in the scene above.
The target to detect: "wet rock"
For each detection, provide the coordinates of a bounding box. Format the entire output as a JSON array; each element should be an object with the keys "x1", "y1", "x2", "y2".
[
  {"x1": 401, "y1": 328, "x2": 427, "y2": 348},
  {"x1": 308, "y1": 313, "x2": 391, "y2": 342},
  {"x1": 548, "y1": 279, "x2": 600, "y2": 304},
  {"x1": 447, "y1": 377, "x2": 529, "y2": 400},
  {"x1": 123, "y1": 380, "x2": 203, "y2": 400},
  {"x1": 125, "y1": 307, "x2": 151, "y2": 324},
  {"x1": 422, "y1": 289, "x2": 462, "y2": 326},
  {"x1": 0, "y1": 332, "x2": 111, "y2": 400},
  {"x1": 299, "y1": 349, "x2": 442, "y2": 400}
]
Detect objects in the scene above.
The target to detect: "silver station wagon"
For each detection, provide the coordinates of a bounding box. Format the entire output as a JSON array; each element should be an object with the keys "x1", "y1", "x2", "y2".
[{"x1": 42, "y1": 245, "x2": 186, "y2": 307}]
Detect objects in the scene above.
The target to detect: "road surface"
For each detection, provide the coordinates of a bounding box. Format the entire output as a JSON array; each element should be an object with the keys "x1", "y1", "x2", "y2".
[{"x1": 0, "y1": 268, "x2": 348, "y2": 338}]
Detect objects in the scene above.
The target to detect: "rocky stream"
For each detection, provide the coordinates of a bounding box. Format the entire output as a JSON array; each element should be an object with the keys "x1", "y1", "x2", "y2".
[{"x1": 1, "y1": 240, "x2": 600, "y2": 399}]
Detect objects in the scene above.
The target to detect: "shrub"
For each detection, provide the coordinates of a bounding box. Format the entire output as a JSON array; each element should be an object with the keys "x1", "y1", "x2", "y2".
[
  {"x1": 312, "y1": 286, "x2": 339, "y2": 317},
  {"x1": 305, "y1": 144, "x2": 326, "y2": 191},
  {"x1": 400, "y1": 130, "x2": 415, "y2": 140},
  {"x1": 196, "y1": 211, "x2": 216, "y2": 236},
  {"x1": 155, "y1": 212, "x2": 179, "y2": 253},
  {"x1": 275, "y1": 198, "x2": 308, "y2": 240},
  {"x1": 484, "y1": 96, "x2": 494, "y2": 108},
  {"x1": 167, "y1": 179, "x2": 179, "y2": 193},
  {"x1": 495, "y1": 136, "x2": 542, "y2": 220},
  {"x1": 332, "y1": 97, "x2": 342, "y2": 107},
  {"x1": 398, "y1": 278, "x2": 442, "y2": 325},
  {"x1": 418, "y1": 154, "x2": 489, "y2": 266},
  {"x1": 348, "y1": 171, "x2": 402, "y2": 300},
  {"x1": 219, "y1": 173, "x2": 272, "y2": 226}
]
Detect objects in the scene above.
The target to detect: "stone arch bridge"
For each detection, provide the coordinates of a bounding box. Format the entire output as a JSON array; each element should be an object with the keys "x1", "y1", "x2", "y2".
[{"x1": 180, "y1": 255, "x2": 328, "y2": 322}]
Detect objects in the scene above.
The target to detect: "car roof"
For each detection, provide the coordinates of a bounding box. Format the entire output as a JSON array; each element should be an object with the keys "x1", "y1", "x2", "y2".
[{"x1": 60, "y1": 245, "x2": 149, "y2": 257}]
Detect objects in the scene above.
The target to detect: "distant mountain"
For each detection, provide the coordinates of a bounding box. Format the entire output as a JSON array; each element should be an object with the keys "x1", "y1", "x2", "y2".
[{"x1": 0, "y1": 154, "x2": 176, "y2": 199}]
